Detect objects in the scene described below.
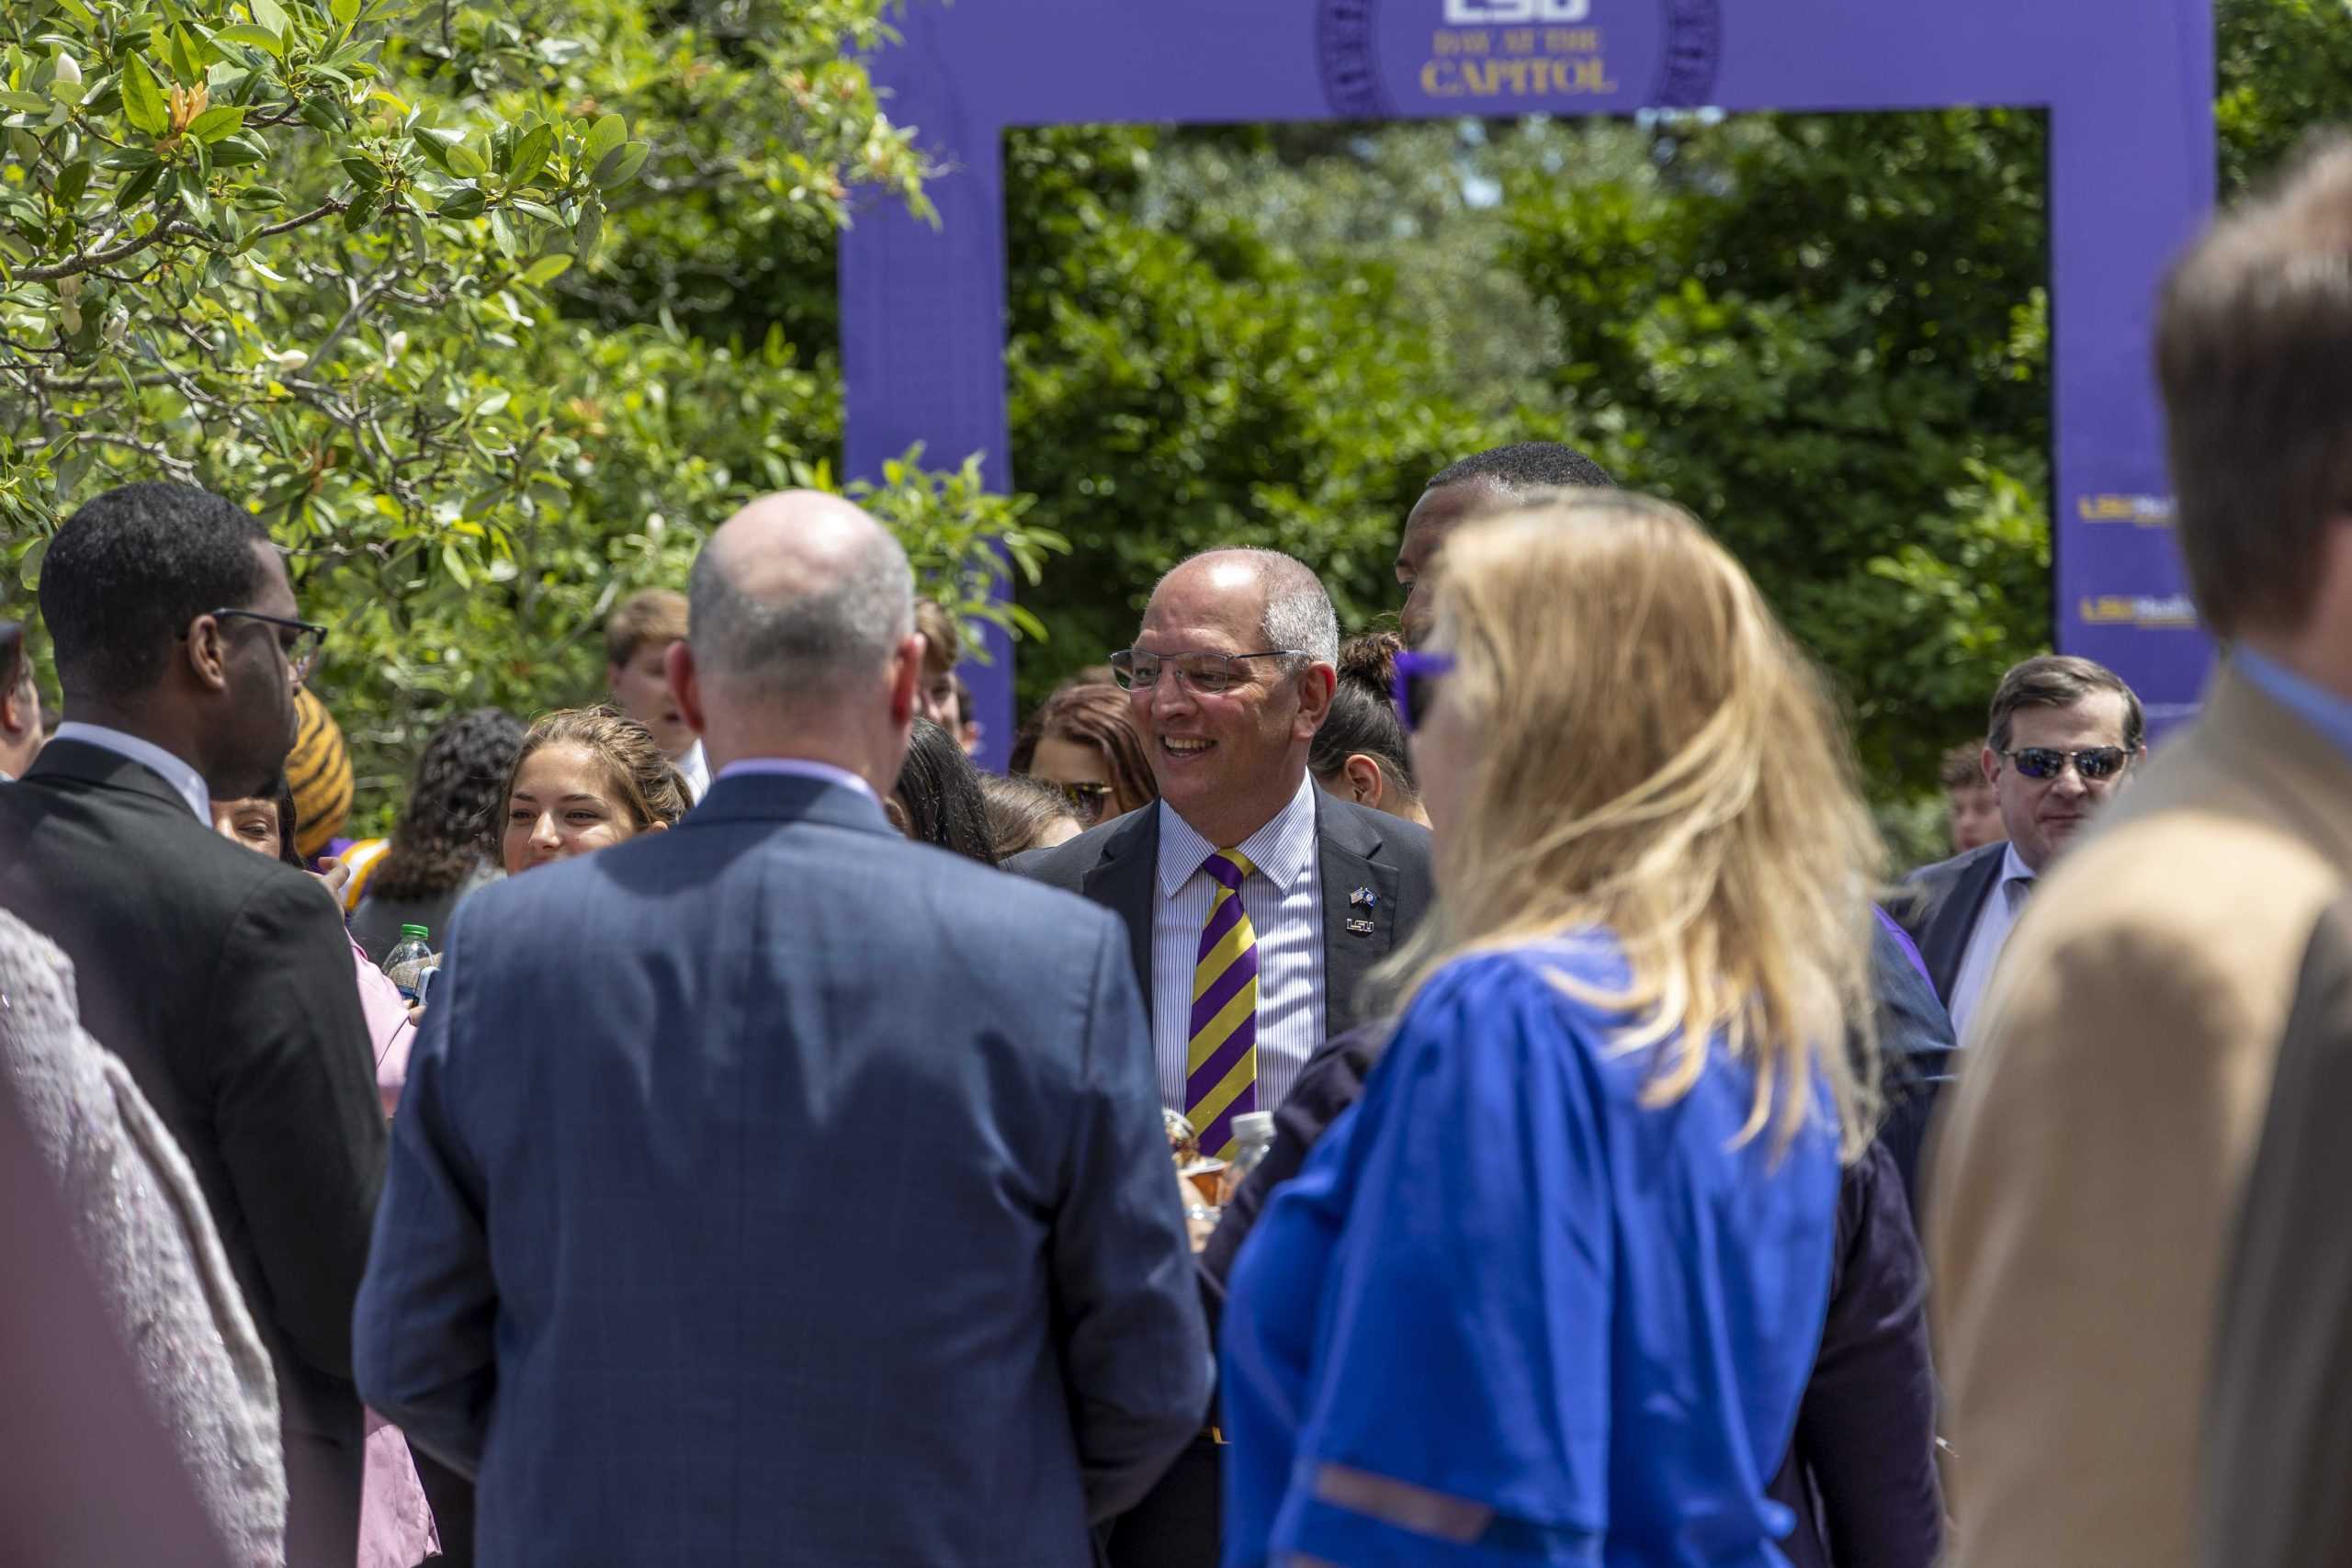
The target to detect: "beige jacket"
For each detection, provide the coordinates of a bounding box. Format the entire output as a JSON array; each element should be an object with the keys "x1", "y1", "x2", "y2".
[{"x1": 1928, "y1": 661, "x2": 2352, "y2": 1568}]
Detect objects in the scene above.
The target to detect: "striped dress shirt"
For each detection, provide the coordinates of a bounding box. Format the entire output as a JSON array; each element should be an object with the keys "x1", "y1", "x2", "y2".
[{"x1": 1152, "y1": 773, "x2": 1328, "y2": 1116}]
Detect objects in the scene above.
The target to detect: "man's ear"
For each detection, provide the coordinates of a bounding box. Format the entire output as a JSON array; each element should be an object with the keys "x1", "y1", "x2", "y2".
[
  {"x1": 888, "y1": 634, "x2": 925, "y2": 728},
  {"x1": 185, "y1": 614, "x2": 232, "y2": 694},
  {"x1": 1342, "y1": 753, "x2": 1385, "y2": 807},
  {"x1": 606, "y1": 661, "x2": 625, "y2": 694},
  {"x1": 1295, "y1": 662, "x2": 1339, "y2": 739},
  {"x1": 664, "y1": 641, "x2": 704, "y2": 737},
  {"x1": 1980, "y1": 744, "x2": 2001, "y2": 788}
]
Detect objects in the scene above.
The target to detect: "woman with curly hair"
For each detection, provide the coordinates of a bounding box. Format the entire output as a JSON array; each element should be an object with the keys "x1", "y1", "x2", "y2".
[{"x1": 351, "y1": 709, "x2": 526, "y2": 964}]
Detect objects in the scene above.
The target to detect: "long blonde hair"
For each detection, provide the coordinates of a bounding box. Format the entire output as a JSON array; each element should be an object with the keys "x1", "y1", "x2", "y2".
[{"x1": 1386, "y1": 491, "x2": 1884, "y2": 1157}]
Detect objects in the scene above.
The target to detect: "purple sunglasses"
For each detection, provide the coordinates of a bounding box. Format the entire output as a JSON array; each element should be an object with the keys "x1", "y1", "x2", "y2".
[{"x1": 1391, "y1": 649, "x2": 1456, "y2": 734}]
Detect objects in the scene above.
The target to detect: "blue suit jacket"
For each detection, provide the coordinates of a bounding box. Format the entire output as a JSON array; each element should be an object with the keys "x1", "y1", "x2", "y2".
[{"x1": 355, "y1": 773, "x2": 1211, "y2": 1568}]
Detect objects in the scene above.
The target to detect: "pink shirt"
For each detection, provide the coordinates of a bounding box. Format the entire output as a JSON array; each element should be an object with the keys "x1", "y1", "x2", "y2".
[
  {"x1": 345, "y1": 936, "x2": 438, "y2": 1563},
  {"x1": 348, "y1": 934, "x2": 416, "y2": 1117}
]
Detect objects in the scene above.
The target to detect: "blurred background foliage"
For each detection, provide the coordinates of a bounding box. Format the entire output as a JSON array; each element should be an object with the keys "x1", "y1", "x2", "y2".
[{"x1": 6, "y1": 0, "x2": 2347, "y2": 836}]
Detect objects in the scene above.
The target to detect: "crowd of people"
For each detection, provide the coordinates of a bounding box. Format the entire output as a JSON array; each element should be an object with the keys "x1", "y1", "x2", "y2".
[{"x1": 6, "y1": 130, "x2": 2352, "y2": 1568}]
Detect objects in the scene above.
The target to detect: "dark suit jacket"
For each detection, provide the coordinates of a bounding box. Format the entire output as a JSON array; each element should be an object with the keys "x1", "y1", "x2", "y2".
[
  {"x1": 2200, "y1": 893, "x2": 2352, "y2": 1568},
  {"x1": 0, "y1": 739, "x2": 387, "y2": 1563},
  {"x1": 354, "y1": 773, "x2": 1211, "y2": 1568},
  {"x1": 1192, "y1": 915, "x2": 1951, "y2": 1568},
  {"x1": 1004, "y1": 790, "x2": 1437, "y2": 1044},
  {"x1": 1889, "y1": 840, "x2": 2008, "y2": 1005}
]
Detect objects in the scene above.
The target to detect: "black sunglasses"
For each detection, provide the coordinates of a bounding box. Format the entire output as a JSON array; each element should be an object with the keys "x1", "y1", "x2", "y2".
[
  {"x1": 2000, "y1": 745, "x2": 2130, "y2": 783},
  {"x1": 190, "y1": 608, "x2": 330, "y2": 684}
]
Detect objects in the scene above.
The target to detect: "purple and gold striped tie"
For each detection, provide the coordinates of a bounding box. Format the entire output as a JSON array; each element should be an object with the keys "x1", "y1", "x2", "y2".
[{"x1": 1187, "y1": 849, "x2": 1260, "y2": 1161}]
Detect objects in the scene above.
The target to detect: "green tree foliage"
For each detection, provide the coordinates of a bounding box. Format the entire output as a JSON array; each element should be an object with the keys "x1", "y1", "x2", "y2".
[
  {"x1": 1, "y1": 0, "x2": 1047, "y2": 824},
  {"x1": 2216, "y1": 0, "x2": 2352, "y2": 196}
]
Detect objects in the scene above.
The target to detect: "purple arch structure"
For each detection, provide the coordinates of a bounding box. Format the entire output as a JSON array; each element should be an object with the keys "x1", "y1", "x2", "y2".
[{"x1": 842, "y1": 0, "x2": 2217, "y2": 764}]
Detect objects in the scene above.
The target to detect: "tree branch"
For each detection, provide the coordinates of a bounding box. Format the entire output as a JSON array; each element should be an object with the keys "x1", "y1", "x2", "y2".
[
  {"x1": 21, "y1": 209, "x2": 192, "y2": 283},
  {"x1": 71, "y1": 430, "x2": 199, "y2": 479},
  {"x1": 251, "y1": 199, "x2": 349, "y2": 241}
]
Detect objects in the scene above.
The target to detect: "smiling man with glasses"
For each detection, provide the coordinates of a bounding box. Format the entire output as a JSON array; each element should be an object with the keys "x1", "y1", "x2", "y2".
[
  {"x1": 1894, "y1": 654, "x2": 2146, "y2": 1035},
  {"x1": 1009, "y1": 550, "x2": 1437, "y2": 1151}
]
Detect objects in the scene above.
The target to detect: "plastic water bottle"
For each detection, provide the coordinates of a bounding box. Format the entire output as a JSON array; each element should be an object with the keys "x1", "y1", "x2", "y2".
[
  {"x1": 1218, "y1": 1111, "x2": 1278, "y2": 1206},
  {"x1": 383, "y1": 924, "x2": 435, "y2": 1004}
]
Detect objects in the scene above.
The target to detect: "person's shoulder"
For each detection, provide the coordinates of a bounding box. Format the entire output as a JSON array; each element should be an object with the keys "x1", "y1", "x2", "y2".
[
  {"x1": 1003, "y1": 806, "x2": 1150, "y2": 888},
  {"x1": 911, "y1": 840, "x2": 1131, "y2": 947},
  {"x1": 1319, "y1": 795, "x2": 1432, "y2": 860},
  {"x1": 1398, "y1": 939, "x2": 1624, "y2": 1050},
  {"x1": 1905, "y1": 840, "x2": 2007, "y2": 891}
]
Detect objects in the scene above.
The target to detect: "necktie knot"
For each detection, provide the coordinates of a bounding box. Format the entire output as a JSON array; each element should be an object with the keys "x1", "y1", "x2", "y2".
[{"x1": 1205, "y1": 849, "x2": 1254, "y2": 892}]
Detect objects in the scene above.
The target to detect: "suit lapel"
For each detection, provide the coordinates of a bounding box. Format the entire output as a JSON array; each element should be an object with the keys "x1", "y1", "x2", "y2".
[
  {"x1": 1082, "y1": 807, "x2": 1161, "y2": 1004},
  {"x1": 1924, "y1": 851, "x2": 2005, "y2": 1000},
  {"x1": 1317, "y1": 799, "x2": 1401, "y2": 1037}
]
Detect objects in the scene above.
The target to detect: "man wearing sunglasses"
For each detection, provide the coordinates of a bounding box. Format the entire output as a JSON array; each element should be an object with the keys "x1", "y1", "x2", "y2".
[
  {"x1": 1894, "y1": 655, "x2": 2145, "y2": 1037},
  {"x1": 0, "y1": 482, "x2": 385, "y2": 1563}
]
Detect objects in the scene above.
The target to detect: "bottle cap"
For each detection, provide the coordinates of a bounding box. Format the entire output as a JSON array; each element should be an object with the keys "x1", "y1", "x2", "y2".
[
  {"x1": 400, "y1": 924, "x2": 430, "y2": 942},
  {"x1": 1233, "y1": 1111, "x2": 1275, "y2": 1144}
]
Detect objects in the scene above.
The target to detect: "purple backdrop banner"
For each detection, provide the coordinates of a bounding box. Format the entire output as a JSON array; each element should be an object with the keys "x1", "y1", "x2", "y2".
[{"x1": 841, "y1": 0, "x2": 2219, "y2": 762}]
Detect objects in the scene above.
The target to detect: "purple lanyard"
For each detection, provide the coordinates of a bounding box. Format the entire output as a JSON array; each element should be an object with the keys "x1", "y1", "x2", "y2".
[{"x1": 1874, "y1": 905, "x2": 1932, "y2": 987}]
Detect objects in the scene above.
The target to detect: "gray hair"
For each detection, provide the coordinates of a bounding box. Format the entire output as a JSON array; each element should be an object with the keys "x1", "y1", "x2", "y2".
[
  {"x1": 687, "y1": 522, "x2": 914, "y2": 697},
  {"x1": 1162, "y1": 547, "x2": 1339, "y2": 668}
]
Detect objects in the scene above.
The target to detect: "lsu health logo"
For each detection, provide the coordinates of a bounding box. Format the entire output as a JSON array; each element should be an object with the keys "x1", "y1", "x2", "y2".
[
  {"x1": 2075, "y1": 493, "x2": 2176, "y2": 527},
  {"x1": 1442, "y1": 0, "x2": 1593, "y2": 18},
  {"x1": 2078, "y1": 593, "x2": 2198, "y2": 629}
]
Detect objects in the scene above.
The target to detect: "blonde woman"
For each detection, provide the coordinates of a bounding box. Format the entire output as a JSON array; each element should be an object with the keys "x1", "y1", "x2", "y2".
[{"x1": 1220, "y1": 492, "x2": 1882, "y2": 1568}]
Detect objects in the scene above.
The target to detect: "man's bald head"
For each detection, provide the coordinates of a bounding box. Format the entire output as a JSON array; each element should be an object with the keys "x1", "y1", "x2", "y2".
[
  {"x1": 1151, "y1": 548, "x2": 1339, "y2": 666},
  {"x1": 688, "y1": 490, "x2": 914, "y2": 699}
]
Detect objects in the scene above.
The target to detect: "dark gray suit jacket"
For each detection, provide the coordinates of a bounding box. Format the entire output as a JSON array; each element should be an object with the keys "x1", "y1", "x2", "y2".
[
  {"x1": 0, "y1": 739, "x2": 387, "y2": 1563},
  {"x1": 356, "y1": 773, "x2": 1210, "y2": 1568},
  {"x1": 2200, "y1": 893, "x2": 2352, "y2": 1568},
  {"x1": 1004, "y1": 790, "x2": 1438, "y2": 1045},
  {"x1": 1890, "y1": 840, "x2": 2008, "y2": 1005}
]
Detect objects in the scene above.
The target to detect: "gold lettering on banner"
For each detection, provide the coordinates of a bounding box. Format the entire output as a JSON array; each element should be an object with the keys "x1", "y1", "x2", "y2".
[
  {"x1": 1422, "y1": 23, "x2": 1612, "y2": 100},
  {"x1": 1427, "y1": 54, "x2": 1615, "y2": 95}
]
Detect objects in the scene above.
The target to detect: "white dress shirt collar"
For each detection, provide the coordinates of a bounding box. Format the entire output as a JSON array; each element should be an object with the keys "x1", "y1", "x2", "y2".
[
  {"x1": 674, "y1": 739, "x2": 711, "y2": 804},
  {"x1": 1156, "y1": 771, "x2": 1320, "y2": 901},
  {"x1": 712, "y1": 756, "x2": 878, "y2": 806},
  {"x1": 51, "y1": 721, "x2": 211, "y2": 823}
]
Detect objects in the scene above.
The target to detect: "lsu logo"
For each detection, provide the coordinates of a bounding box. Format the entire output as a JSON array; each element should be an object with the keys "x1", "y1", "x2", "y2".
[
  {"x1": 1444, "y1": 0, "x2": 1593, "y2": 20},
  {"x1": 2078, "y1": 594, "x2": 2197, "y2": 629},
  {"x1": 2075, "y1": 493, "x2": 2176, "y2": 526}
]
